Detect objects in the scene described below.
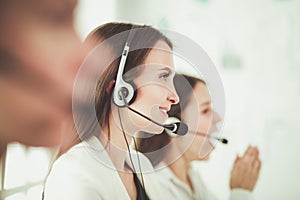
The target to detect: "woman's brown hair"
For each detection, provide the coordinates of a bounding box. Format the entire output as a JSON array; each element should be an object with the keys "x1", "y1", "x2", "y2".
[{"x1": 59, "y1": 22, "x2": 173, "y2": 154}]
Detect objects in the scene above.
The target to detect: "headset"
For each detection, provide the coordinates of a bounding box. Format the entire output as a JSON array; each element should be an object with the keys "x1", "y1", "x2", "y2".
[
  {"x1": 111, "y1": 25, "x2": 148, "y2": 199},
  {"x1": 112, "y1": 26, "x2": 137, "y2": 107}
]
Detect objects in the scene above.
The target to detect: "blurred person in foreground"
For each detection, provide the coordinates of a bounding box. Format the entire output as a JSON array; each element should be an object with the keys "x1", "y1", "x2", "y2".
[{"x1": 0, "y1": 0, "x2": 86, "y2": 157}]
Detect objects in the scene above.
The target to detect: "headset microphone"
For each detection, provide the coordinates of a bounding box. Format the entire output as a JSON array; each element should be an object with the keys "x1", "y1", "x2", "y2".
[
  {"x1": 189, "y1": 130, "x2": 228, "y2": 144},
  {"x1": 165, "y1": 117, "x2": 228, "y2": 144},
  {"x1": 128, "y1": 107, "x2": 188, "y2": 136},
  {"x1": 163, "y1": 122, "x2": 188, "y2": 136}
]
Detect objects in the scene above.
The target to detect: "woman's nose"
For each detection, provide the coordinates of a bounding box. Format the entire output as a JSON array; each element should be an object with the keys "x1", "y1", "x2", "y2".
[
  {"x1": 213, "y1": 111, "x2": 221, "y2": 123},
  {"x1": 167, "y1": 85, "x2": 179, "y2": 105}
]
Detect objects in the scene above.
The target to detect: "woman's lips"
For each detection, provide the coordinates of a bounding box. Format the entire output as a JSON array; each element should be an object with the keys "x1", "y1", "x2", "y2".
[{"x1": 159, "y1": 106, "x2": 169, "y2": 118}]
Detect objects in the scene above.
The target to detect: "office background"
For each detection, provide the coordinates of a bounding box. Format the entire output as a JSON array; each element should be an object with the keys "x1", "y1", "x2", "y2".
[{"x1": 2, "y1": 0, "x2": 300, "y2": 199}]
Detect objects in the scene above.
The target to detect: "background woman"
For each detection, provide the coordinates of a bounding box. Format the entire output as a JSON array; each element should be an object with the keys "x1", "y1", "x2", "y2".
[{"x1": 137, "y1": 74, "x2": 261, "y2": 200}]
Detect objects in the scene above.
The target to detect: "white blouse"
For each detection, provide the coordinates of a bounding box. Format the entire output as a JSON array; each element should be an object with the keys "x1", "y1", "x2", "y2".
[
  {"x1": 44, "y1": 136, "x2": 165, "y2": 200},
  {"x1": 153, "y1": 163, "x2": 254, "y2": 200}
]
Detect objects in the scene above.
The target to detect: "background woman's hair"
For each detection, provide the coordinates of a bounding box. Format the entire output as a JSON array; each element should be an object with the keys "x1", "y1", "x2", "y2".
[{"x1": 136, "y1": 74, "x2": 205, "y2": 166}]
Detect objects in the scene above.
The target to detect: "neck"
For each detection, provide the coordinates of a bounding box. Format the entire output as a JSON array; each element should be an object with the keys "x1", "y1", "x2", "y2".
[
  {"x1": 99, "y1": 110, "x2": 134, "y2": 171},
  {"x1": 165, "y1": 145, "x2": 193, "y2": 190}
]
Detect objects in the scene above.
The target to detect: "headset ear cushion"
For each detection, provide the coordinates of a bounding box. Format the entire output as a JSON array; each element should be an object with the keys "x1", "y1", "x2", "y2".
[
  {"x1": 112, "y1": 80, "x2": 136, "y2": 107},
  {"x1": 127, "y1": 80, "x2": 137, "y2": 105}
]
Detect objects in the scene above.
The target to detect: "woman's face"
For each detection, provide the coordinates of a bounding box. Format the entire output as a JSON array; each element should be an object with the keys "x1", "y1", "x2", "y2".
[
  {"x1": 123, "y1": 40, "x2": 179, "y2": 134},
  {"x1": 180, "y1": 82, "x2": 221, "y2": 161}
]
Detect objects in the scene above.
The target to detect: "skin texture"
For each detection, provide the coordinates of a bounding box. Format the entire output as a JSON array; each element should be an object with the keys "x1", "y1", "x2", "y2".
[{"x1": 230, "y1": 145, "x2": 261, "y2": 191}]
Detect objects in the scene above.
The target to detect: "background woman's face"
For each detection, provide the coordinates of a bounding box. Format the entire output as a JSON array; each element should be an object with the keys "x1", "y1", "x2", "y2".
[
  {"x1": 180, "y1": 82, "x2": 221, "y2": 161},
  {"x1": 122, "y1": 40, "x2": 179, "y2": 134}
]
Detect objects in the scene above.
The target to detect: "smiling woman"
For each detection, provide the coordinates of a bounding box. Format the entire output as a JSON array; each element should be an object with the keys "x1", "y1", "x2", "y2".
[{"x1": 43, "y1": 22, "x2": 179, "y2": 200}]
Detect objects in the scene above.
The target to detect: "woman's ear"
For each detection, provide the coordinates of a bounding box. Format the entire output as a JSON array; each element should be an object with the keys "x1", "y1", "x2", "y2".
[{"x1": 106, "y1": 80, "x2": 116, "y2": 94}]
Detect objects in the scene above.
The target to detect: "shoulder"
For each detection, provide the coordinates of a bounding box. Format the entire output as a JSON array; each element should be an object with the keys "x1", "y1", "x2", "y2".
[
  {"x1": 44, "y1": 145, "x2": 101, "y2": 200},
  {"x1": 44, "y1": 141, "x2": 115, "y2": 200},
  {"x1": 50, "y1": 144, "x2": 94, "y2": 175},
  {"x1": 46, "y1": 141, "x2": 116, "y2": 183},
  {"x1": 44, "y1": 139, "x2": 130, "y2": 200}
]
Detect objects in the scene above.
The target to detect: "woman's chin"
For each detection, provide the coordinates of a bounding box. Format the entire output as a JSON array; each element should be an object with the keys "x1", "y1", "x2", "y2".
[
  {"x1": 201, "y1": 155, "x2": 210, "y2": 161},
  {"x1": 198, "y1": 142, "x2": 214, "y2": 160},
  {"x1": 197, "y1": 153, "x2": 211, "y2": 161}
]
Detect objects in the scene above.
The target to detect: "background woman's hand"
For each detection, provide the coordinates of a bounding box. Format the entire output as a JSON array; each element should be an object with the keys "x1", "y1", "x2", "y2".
[{"x1": 229, "y1": 145, "x2": 261, "y2": 191}]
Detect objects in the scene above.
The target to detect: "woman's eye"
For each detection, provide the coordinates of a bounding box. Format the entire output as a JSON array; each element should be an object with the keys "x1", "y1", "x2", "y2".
[
  {"x1": 159, "y1": 72, "x2": 170, "y2": 79},
  {"x1": 202, "y1": 108, "x2": 211, "y2": 114}
]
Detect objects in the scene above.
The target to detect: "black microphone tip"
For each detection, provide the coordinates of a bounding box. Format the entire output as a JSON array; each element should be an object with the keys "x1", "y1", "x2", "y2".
[
  {"x1": 164, "y1": 121, "x2": 188, "y2": 136},
  {"x1": 173, "y1": 122, "x2": 188, "y2": 136},
  {"x1": 219, "y1": 138, "x2": 228, "y2": 144}
]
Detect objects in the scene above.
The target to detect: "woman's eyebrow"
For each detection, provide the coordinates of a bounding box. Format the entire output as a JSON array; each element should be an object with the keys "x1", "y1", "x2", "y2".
[
  {"x1": 158, "y1": 67, "x2": 173, "y2": 74},
  {"x1": 200, "y1": 101, "x2": 211, "y2": 106}
]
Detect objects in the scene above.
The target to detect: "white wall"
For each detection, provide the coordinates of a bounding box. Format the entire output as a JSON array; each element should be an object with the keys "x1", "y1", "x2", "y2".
[
  {"x1": 111, "y1": 0, "x2": 300, "y2": 199},
  {"x1": 75, "y1": 0, "x2": 116, "y2": 39}
]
